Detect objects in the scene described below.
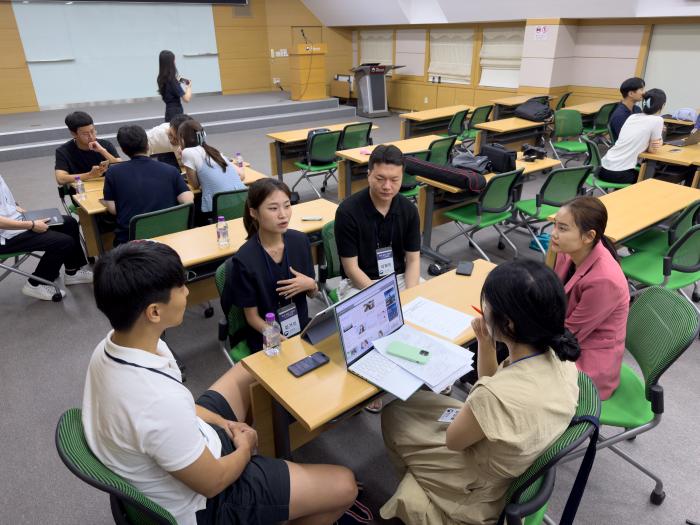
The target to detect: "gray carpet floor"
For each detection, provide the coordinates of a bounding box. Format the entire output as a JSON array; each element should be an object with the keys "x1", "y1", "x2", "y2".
[{"x1": 0, "y1": 111, "x2": 698, "y2": 524}]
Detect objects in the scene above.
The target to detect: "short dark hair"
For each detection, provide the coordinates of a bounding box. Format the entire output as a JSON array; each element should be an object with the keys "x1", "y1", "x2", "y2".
[
  {"x1": 93, "y1": 241, "x2": 186, "y2": 331},
  {"x1": 65, "y1": 111, "x2": 94, "y2": 132},
  {"x1": 116, "y1": 125, "x2": 149, "y2": 158},
  {"x1": 642, "y1": 88, "x2": 666, "y2": 115},
  {"x1": 169, "y1": 113, "x2": 193, "y2": 130},
  {"x1": 619, "y1": 77, "x2": 645, "y2": 98},
  {"x1": 368, "y1": 144, "x2": 404, "y2": 171}
]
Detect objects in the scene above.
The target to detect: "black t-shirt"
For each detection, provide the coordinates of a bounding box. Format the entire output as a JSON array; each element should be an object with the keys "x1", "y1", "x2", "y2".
[
  {"x1": 161, "y1": 79, "x2": 185, "y2": 106},
  {"x1": 226, "y1": 229, "x2": 315, "y2": 351},
  {"x1": 55, "y1": 138, "x2": 118, "y2": 175},
  {"x1": 608, "y1": 102, "x2": 641, "y2": 142},
  {"x1": 334, "y1": 188, "x2": 421, "y2": 280},
  {"x1": 103, "y1": 156, "x2": 190, "y2": 243}
]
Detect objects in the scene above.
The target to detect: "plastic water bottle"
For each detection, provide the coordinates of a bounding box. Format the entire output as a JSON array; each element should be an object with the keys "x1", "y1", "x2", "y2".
[
  {"x1": 216, "y1": 216, "x2": 229, "y2": 248},
  {"x1": 262, "y1": 313, "x2": 281, "y2": 357},
  {"x1": 235, "y1": 152, "x2": 244, "y2": 168},
  {"x1": 74, "y1": 176, "x2": 86, "y2": 201}
]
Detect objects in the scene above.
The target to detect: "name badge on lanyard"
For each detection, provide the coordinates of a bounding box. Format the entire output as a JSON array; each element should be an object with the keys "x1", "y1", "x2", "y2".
[
  {"x1": 376, "y1": 246, "x2": 395, "y2": 277},
  {"x1": 277, "y1": 303, "x2": 301, "y2": 337}
]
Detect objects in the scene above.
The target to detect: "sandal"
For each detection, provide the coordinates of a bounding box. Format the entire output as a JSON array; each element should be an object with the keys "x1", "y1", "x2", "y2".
[{"x1": 364, "y1": 399, "x2": 383, "y2": 413}]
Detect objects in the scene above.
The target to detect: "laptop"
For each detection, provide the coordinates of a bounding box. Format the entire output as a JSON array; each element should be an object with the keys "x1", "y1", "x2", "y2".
[
  {"x1": 665, "y1": 132, "x2": 700, "y2": 147},
  {"x1": 300, "y1": 304, "x2": 337, "y2": 345},
  {"x1": 333, "y1": 274, "x2": 422, "y2": 401},
  {"x1": 21, "y1": 208, "x2": 64, "y2": 227}
]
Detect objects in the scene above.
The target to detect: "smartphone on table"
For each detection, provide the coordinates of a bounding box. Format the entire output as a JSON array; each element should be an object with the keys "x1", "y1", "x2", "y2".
[{"x1": 288, "y1": 351, "x2": 330, "y2": 377}]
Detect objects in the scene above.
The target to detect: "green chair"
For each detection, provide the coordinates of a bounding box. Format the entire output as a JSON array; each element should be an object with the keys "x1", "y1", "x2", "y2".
[
  {"x1": 212, "y1": 188, "x2": 248, "y2": 221},
  {"x1": 318, "y1": 221, "x2": 342, "y2": 305},
  {"x1": 499, "y1": 372, "x2": 601, "y2": 525},
  {"x1": 292, "y1": 130, "x2": 342, "y2": 198},
  {"x1": 440, "y1": 108, "x2": 471, "y2": 138},
  {"x1": 564, "y1": 286, "x2": 700, "y2": 505},
  {"x1": 339, "y1": 122, "x2": 373, "y2": 150},
  {"x1": 582, "y1": 136, "x2": 630, "y2": 195},
  {"x1": 458, "y1": 104, "x2": 494, "y2": 147},
  {"x1": 623, "y1": 200, "x2": 700, "y2": 256},
  {"x1": 128, "y1": 202, "x2": 194, "y2": 241},
  {"x1": 555, "y1": 92, "x2": 572, "y2": 111},
  {"x1": 549, "y1": 110, "x2": 587, "y2": 165},
  {"x1": 510, "y1": 166, "x2": 593, "y2": 255},
  {"x1": 58, "y1": 184, "x2": 90, "y2": 258},
  {"x1": 607, "y1": 120, "x2": 619, "y2": 145},
  {"x1": 583, "y1": 102, "x2": 617, "y2": 138},
  {"x1": 216, "y1": 260, "x2": 252, "y2": 365},
  {"x1": 56, "y1": 408, "x2": 177, "y2": 524},
  {"x1": 621, "y1": 225, "x2": 700, "y2": 307},
  {"x1": 436, "y1": 168, "x2": 524, "y2": 261},
  {"x1": 0, "y1": 251, "x2": 64, "y2": 301}
]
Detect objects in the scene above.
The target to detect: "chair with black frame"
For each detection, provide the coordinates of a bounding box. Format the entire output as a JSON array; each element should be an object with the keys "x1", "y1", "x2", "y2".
[
  {"x1": 555, "y1": 92, "x2": 572, "y2": 111},
  {"x1": 215, "y1": 260, "x2": 252, "y2": 365},
  {"x1": 56, "y1": 408, "x2": 177, "y2": 525},
  {"x1": 440, "y1": 108, "x2": 471, "y2": 138},
  {"x1": 458, "y1": 105, "x2": 494, "y2": 148},
  {"x1": 0, "y1": 251, "x2": 64, "y2": 302},
  {"x1": 583, "y1": 102, "x2": 617, "y2": 146},
  {"x1": 498, "y1": 372, "x2": 601, "y2": 525},
  {"x1": 436, "y1": 168, "x2": 524, "y2": 262},
  {"x1": 581, "y1": 136, "x2": 631, "y2": 195},
  {"x1": 318, "y1": 220, "x2": 342, "y2": 305},
  {"x1": 212, "y1": 188, "x2": 248, "y2": 221},
  {"x1": 292, "y1": 130, "x2": 342, "y2": 198},
  {"x1": 339, "y1": 122, "x2": 373, "y2": 150},
  {"x1": 57, "y1": 184, "x2": 91, "y2": 261}
]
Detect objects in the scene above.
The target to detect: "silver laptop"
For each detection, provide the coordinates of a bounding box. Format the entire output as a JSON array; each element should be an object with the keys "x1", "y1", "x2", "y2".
[
  {"x1": 333, "y1": 274, "x2": 422, "y2": 400},
  {"x1": 666, "y1": 132, "x2": 700, "y2": 147}
]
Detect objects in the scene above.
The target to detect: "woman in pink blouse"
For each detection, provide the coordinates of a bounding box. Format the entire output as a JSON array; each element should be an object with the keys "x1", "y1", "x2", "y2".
[{"x1": 550, "y1": 196, "x2": 630, "y2": 399}]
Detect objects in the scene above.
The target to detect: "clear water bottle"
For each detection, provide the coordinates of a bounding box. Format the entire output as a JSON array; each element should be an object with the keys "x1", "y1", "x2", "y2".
[
  {"x1": 235, "y1": 152, "x2": 244, "y2": 168},
  {"x1": 262, "y1": 313, "x2": 281, "y2": 357},
  {"x1": 74, "y1": 176, "x2": 86, "y2": 201},
  {"x1": 216, "y1": 216, "x2": 229, "y2": 248}
]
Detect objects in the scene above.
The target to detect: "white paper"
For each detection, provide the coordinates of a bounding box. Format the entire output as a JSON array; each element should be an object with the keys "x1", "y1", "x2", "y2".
[
  {"x1": 403, "y1": 297, "x2": 474, "y2": 341},
  {"x1": 372, "y1": 325, "x2": 474, "y2": 389}
]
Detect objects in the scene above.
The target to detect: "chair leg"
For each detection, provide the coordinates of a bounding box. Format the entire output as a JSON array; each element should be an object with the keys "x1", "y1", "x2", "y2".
[
  {"x1": 678, "y1": 289, "x2": 700, "y2": 315},
  {"x1": 542, "y1": 515, "x2": 556, "y2": 525},
  {"x1": 0, "y1": 259, "x2": 64, "y2": 300},
  {"x1": 494, "y1": 224, "x2": 519, "y2": 259},
  {"x1": 607, "y1": 444, "x2": 665, "y2": 504},
  {"x1": 466, "y1": 233, "x2": 491, "y2": 262},
  {"x1": 436, "y1": 222, "x2": 474, "y2": 252},
  {"x1": 549, "y1": 140, "x2": 563, "y2": 162}
]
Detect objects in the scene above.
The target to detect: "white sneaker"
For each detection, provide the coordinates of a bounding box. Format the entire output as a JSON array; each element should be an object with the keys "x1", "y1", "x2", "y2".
[
  {"x1": 22, "y1": 282, "x2": 66, "y2": 301},
  {"x1": 64, "y1": 268, "x2": 93, "y2": 286}
]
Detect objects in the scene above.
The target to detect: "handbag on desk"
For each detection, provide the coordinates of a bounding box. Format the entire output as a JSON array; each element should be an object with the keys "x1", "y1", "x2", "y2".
[{"x1": 479, "y1": 143, "x2": 517, "y2": 173}]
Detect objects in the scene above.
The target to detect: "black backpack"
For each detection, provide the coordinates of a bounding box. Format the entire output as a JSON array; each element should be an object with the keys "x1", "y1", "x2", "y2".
[
  {"x1": 514, "y1": 100, "x2": 553, "y2": 122},
  {"x1": 479, "y1": 143, "x2": 517, "y2": 173}
]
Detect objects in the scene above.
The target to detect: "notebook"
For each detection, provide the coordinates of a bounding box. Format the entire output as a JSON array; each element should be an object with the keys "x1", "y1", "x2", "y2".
[{"x1": 21, "y1": 208, "x2": 64, "y2": 227}]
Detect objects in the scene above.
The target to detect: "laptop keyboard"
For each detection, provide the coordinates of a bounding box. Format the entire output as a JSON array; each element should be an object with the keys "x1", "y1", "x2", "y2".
[{"x1": 351, "y1": 351, "x2": 399, "y2": 379}]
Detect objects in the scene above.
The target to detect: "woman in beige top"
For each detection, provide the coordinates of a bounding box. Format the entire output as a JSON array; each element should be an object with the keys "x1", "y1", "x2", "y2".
[{"x1": 381, "y1": 259, "x2": 581, "y2": 525}]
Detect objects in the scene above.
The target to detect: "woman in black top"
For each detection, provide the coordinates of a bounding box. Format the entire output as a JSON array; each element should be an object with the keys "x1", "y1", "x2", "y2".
[
  {"x1": 224, "y1": 179, "x2": 318, "y2": 351},
  {"x1": 157, "y1": 50, "x2": 192, "y2": 123}
]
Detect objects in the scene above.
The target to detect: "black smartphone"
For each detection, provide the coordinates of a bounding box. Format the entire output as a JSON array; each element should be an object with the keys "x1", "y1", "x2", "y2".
[
  {"x1": 456, "y1": 261, "x2": 474, "y2": 276},
  {"x1": 288, "y1": 351, "x2": 330, "y2": 378}
]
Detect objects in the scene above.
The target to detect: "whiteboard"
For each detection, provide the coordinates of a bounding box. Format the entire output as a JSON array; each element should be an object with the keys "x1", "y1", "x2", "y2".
[
  {"x1": 12, "y1": 3, "x2": 74, "y2": 61},
  {"x1": 644, "y1": 24, "x2": 700, "y2": 114}
]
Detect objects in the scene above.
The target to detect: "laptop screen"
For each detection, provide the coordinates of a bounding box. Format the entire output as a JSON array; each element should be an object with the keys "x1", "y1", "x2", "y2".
[{"x1": 334, "y1": 274, "x2": 404, "y2": 366}]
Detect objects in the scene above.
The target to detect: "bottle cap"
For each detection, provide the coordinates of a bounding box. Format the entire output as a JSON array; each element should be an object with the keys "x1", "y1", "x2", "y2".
[
  {"x1": 217, "y1": 216, "x2": 225, "y2": 221},
  {"x1": 75, "y1": 176, "x2": 81, "y2": 181},
  {"x1": 265, "y1": 313, "x2": 275, "y2": 322}
]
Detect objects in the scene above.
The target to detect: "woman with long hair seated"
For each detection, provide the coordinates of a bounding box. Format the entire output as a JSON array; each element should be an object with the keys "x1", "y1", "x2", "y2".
[{"x1": 380, "y1": 259, "x2": 580, "y2": 525}]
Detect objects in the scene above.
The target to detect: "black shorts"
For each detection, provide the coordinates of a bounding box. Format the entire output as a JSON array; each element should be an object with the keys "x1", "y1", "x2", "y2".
[{"x1": 195, "y1": 390, "x2": 290, "y2": 525}]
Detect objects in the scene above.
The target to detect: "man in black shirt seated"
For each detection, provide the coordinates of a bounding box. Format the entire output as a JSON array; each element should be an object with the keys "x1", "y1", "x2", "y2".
[
  {"x1": 608, "y1": 77, "x2": 645, "y2": 142},
  {"x1": 54, "y1": 111, "x2": 121, "y2": 186},
  {"x1": 102, "y1": 125, "x2": 194, "y2": 246},
  {"x1": 334, "y1": 144, "x2": 421, "y2": 301}
]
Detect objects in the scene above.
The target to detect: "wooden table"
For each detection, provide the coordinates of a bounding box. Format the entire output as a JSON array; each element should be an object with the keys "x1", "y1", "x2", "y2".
[
  {"x1": 335, "y1": 134, "x2": 446, "y2": 200},
  {"x1": 564, "y1": 100, "x2": 617, "y2": 116},
  {"x1": 474, "y1": 117, "x2": 547, "y2": 153},
  {"x1": 242, "y1": 259, "x2": 496, "y2": 458},
  {"x1": 664, "y1": 117, "x2": 696, "y2": 139},
  {"x1": 416, "y1": 154, "x2": 562, "y2": 264},
  {"x1": 266, "y1": 121, "x2": 378, "y2": 182},
  {"x1": 74, "y1": 167, "x2": 269, "y2": 257},
  {"x1": 399, "y1": 105, "x2": 473, "y2": 139},
  {"x1": 491, "y1": 94, "x2": 547, "y2": 119},
  {"x1": 639, "y1": 144, "x2": 700, "y2": 188}
]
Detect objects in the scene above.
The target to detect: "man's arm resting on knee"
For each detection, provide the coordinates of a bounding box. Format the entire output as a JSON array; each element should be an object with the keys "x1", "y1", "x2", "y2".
[{"x1": 340, "y1": 256, "x2": 373, "y2": 290}]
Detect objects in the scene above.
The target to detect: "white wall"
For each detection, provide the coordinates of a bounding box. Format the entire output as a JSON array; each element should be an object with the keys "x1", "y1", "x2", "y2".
[{"x1": 13, "y1": 2, "x2": 221, "y2": 109}]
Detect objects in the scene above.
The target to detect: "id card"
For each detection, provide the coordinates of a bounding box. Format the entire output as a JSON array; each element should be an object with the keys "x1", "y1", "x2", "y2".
[
  {"x1": 277, "y1": 303, "x2": 301, "y2": 337},
  {"x1": 376, "y1": 247, "x2": 395, "y2": 277},
  {"x1": 437, "y1": 408, "x2": 459, "y2": 423}
]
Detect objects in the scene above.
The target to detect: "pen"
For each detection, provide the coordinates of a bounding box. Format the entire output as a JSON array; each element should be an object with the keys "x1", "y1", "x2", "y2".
[{"x1": 471, "y1": 305, "x2": 483, "y2": 315}]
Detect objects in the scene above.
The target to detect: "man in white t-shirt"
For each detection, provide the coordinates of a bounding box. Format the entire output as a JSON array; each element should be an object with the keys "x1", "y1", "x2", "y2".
[
  {"x1": 83, "y1": 241, "x2": 357, "y2": 525},
  {"x1": 147, "y1": 113, "x2": 193, "y2": 169}
]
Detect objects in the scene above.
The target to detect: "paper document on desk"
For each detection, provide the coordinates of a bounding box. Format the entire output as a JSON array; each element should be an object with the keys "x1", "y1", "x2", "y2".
[
  {"x1": 373, "y1": 325, "x2": 474, "y2": 390},
  {"x1": 403, "y1": 297, "x2": 474, "y2": 341}
]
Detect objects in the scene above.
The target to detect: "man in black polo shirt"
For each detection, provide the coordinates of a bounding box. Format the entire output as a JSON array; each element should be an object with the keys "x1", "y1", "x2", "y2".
[
  {"x1": 334, "y1": 144, "x2": 421, "y2": 301},
  {"x1": 55, "y1": 111, "x2": 121, "y2": 185},
  {"x1": 608, "y1": 77, "x2": 645, "y2": 142},
  {"x1": 102, "y1": 125, "x2": 194, "y2": 246}
]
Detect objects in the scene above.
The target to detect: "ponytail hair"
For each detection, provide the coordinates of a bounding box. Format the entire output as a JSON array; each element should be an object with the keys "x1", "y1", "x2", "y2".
[
  {"x1": 641, "y1": 88, "x2": 666, "y2": 115},
  {"x1": 481, "y1": 260, "x2": 580, "y2": 362},
  {"x1": 177, "y1": 119, "x2": 228, "y2": 172},
  {"x1": 562, "y1": 195, "x2": 619, "y2": 262},
  {"x1": 243, "y1": 179, "x2": 292, "y2": 239}
]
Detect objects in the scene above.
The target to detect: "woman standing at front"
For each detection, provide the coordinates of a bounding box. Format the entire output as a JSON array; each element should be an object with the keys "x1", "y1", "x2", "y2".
[
  {"x1": 223, "y1": 179, "x2": 318, "y2": 352},
  {"x1": 550, "y1": 195, "x2": 629, "y2": 399},
  {"x1": 157, "y1": 50, "x2": 192, "y2": 123}
]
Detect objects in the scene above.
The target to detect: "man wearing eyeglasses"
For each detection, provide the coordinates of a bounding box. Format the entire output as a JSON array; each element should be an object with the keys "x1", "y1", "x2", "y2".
[{"x1": 54, "y1": 111, "x2": 121, "y2": 185}]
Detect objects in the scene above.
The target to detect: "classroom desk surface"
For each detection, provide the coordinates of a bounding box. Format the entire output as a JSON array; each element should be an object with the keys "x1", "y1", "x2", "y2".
[
  {"x1": 153, "y1": 198, "x2": 338, "y2": 268},
  {"x1": 399, "y1": 105, "x2": 473, "y2": 122},
  {"x1": 639, "y1": 144, "x2": 700, "y2": 167},
  {"x1": 241, "y1": 260, "x2": 495, "y2": 434},
  {"x1": 475, "y1": 117, "x2": 545, "y2": 134},
  {"x1": 663, "y1": 117, "x2": 696, "y2": 127},
  {"x1": 564, "y1": 100, "x2": 617, "y2": 116},
  {"x1": 266, "y1": 122, "x2": 378, "y2": 144},
  {"x1": 336, "y1": 134, "x2": 445, "y2": 163},
  {"x1": 490, "y1": 95, "x2": 544, "y2": 107}
]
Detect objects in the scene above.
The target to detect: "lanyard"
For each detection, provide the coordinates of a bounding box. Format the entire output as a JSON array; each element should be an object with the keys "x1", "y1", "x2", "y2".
[
  {"x1": 103, "y1": 348, "x2": 182, "y2": 386},
  {"x1": 374, "y1": 216, "x2": 394, "y2": 249},
  {"x1": 257, "y1": 234, "x2": 291, "y2": 308},
  {"x1": 508, "y1": 350, "x2": 547, "y2": 367}
]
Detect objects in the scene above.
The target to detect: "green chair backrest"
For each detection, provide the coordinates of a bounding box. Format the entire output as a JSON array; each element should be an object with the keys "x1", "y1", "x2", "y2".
[
  {"x1": 607, "y1": 121, "x2": 617, "y2": 145},
  {"x1": 128, "y1": 203, "x2": 194, "y2": 241},
  {"x1": 555, "y1": 92, "x2": 572, "y2": 111},
  {"x1": 592, "y1": 102, "x2": 617, "y2": 129},
  {"x1": 539, "y1": 166, "x2": 593, "y2": 208},
  {"x1": 666, "y1": 224, "x2": 700, "y2": 275},
  {"x1": 308, "y1": 130, "x2": 342, "y2": 165},
  {"x1": 553, "y1": 109, "x2": 583, "y2": 140},
  {"x1": 502, "y1": 372, "x2": 601, "y2": 523},
  {"x1": 581, "y1": 136, "x2": 601, "y2": 169},
  {"x1": 668, "y1": 200, "x2": 700, "y2": 246},
  {"x1": 402, "y1": 150, "x2": 430, "y2": 189},
  {"x1": 56, "y1": 408, "x2": 176, "y2": 525},
  {"x1": 215, "y1": 261, "x2": 249, "y2": 347},
  {"x1": 447, "y1": 109, "x2": 470, "y2": 136},
  {"x1": 340, "y1": 122, "x2": 372, "y2": 150},
  {"x1": 466, "y1": 104, "x2": 493, "y2": 130},
  {"x1": 480, "y1": 168, "x2": 524, "y2": 214},
  {"x1": 426, "y1": 136, "x2": 457, "y2": 166},
  {"x1": 321, "y1": 220, "x2": 341, "y2": 280},
  {"x1": 212, "y1": 189, "x2": 248, "y2": 221},
  {"x1": 624, "y1": 286, "x2": 700, "y2": 401}
]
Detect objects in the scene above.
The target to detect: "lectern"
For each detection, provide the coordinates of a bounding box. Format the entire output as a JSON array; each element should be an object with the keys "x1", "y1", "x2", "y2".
[
  {"x1": 351, "y1": 64, "x2": 404, "y2": 117},
  {"x1": 290, "y1": 43, "x2": 327, "y2": 101}
]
